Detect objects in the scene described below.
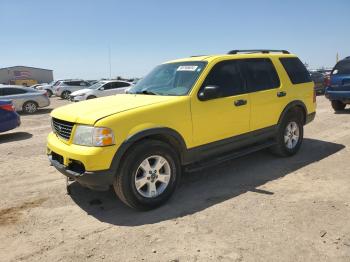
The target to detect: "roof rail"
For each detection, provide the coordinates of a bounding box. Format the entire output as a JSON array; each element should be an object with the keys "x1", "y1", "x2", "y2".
[{"x1": 228, "y1": 49, "x2": 290, "y2": 55}]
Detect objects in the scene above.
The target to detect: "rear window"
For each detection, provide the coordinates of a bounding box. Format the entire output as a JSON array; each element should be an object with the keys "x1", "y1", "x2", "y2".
[
  {"x1": 280, "y1": 57, "x2": 312, "y2": 84},
  {"x1": 332, "y1": 60, "x2": 350, "y2": 75}
]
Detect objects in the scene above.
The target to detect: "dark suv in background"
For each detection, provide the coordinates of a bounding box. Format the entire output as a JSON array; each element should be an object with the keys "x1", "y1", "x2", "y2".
[{"x1": 325, "y1": 57, "x2": 350, "y2": 111}]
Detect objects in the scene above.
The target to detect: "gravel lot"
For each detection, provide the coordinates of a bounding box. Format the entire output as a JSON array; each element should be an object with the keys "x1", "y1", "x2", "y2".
[{"x1": 0, "y1": 96, "x2": 350, "y2": 262}]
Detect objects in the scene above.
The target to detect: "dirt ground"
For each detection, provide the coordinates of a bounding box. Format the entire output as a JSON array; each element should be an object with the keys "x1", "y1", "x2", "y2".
[{"x1": 0, "y1": 96, "x2": 350, "y2": 262}]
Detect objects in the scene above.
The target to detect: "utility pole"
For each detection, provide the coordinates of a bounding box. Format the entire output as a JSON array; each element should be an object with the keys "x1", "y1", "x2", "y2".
[{"x1": 108, "y1": 45, "x2": 112, "y2": 79}]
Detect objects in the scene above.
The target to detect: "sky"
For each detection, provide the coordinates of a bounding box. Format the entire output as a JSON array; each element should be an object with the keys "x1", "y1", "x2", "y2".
[{"x1": 0, "y1": 0, "x2": 349, "y2": 80}]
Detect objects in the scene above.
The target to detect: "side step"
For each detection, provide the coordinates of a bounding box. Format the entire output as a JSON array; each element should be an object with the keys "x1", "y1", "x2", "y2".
[{"x1": 185, "y1": 140, "x2": 277, "y2": 173}]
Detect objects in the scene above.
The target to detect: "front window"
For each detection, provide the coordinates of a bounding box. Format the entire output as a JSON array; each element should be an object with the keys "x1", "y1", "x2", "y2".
[{"x1": 128, "y1": 62, "x2": 207, "y2": 96}]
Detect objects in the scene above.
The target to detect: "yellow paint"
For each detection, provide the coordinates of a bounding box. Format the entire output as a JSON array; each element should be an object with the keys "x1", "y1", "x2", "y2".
[{"x1": 48, "y1": 53, "x2": 316, "y2": 171}]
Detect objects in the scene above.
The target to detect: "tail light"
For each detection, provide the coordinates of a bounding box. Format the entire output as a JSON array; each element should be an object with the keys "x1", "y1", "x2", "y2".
[
  {"x1": 324, "y1": 76, "x2": 331, "y2": 87},
  {"x1": 0, "y1": 104, "x2": 15, "y2": 111}
]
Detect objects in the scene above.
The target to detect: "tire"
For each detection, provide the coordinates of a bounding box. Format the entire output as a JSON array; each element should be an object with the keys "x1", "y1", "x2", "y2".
[
  {"x1": 46, "y1": 89, "x2": 53, "y2": 97},
  {"x1": 22, "y1": 101, "x2": 38, "y2": 114},
  {"x1": 87, "y1": 95, "x2": 96, "y2": 100},
  {"x1": 331, "y1": 100, "x2": 346, "y2": 111},
  {"x1": 270, "y1": 110, "x2": 304, "y2": 157},
  {"x1": 61, "y1": 91, "x2": 71, "y2": 100},
  {"x1": 113, "y1": 139, "x2": 181, "y2": 210}
]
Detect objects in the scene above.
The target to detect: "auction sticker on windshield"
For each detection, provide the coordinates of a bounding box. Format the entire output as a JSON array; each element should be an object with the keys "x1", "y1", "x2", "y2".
[{"x1": 177, "y1": 65, "x2": 198, "y2": 71}]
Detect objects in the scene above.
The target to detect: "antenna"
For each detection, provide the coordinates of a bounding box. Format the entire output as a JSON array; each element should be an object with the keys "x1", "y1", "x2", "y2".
[{"x1": 108, "y1": 45, "x2": 112, "y2": 79}]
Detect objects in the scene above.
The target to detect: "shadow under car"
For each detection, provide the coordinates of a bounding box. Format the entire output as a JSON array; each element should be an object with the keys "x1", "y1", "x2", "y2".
[{"x1": 68, "y1": 138, "x2": 345, "y2": 226}]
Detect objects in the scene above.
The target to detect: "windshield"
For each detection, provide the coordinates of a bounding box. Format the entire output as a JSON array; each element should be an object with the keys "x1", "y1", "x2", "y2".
[
  {"x1": 87, "y1": 82, "x2": 106, "y2": 89},
  {"x1": 128, "y1": 62, "x2": 207, "y2": 96}
]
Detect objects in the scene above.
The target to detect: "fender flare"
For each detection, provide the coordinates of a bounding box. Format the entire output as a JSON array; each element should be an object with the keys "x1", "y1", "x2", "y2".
[
  {"x1": 109, "y1": 127, "x2": 188, "y2": 175},
  {"x1": 278, "y1": 100, "x2": 308, "y2": 126}
]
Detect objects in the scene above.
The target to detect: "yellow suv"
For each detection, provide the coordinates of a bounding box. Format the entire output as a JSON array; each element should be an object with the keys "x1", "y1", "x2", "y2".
[{"x1": 47, "y1": 50, "x2": 316, "y2": 210}]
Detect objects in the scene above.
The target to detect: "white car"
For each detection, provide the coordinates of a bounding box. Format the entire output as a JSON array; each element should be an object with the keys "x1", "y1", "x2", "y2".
[
  {"x1": 69, "y1": 80, "x2": 133, "y2": 102},
  {"x1": 54, "y1": 80, "x2": 91, "y2": 99},
  {"x1": 37, "y1": 80, "x2": 63, "y2": 97}
]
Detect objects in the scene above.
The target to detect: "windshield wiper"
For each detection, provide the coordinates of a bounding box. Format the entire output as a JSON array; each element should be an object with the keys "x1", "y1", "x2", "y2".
[{"x1": 135, "y1": 90, "x2": 159, "y2": 95}]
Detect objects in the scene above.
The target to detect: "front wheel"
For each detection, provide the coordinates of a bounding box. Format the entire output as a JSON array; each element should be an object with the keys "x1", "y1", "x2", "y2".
[
  {"x1": 331, "y1": 100, "x2": 346, "y2": 111},
  {"x1": 270, "y1": 111, "x2": 304, "y2": 157},
  {"x1": 61, "y1": 91, "x2": 71, "y2": 100},
  {"x1": 113, "y1": 140, "x2": 181, "y2": 210}
]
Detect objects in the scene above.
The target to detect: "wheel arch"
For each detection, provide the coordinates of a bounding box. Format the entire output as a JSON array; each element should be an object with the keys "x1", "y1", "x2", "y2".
[
  {"x1": 278, "y1": 100, "x2": 307, "y2": 126},
  {"x1": 110, "y1": 127, "x2": 188, "y2": 175}
]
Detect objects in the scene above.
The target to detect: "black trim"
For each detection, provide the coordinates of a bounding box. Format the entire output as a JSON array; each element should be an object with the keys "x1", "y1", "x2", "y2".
[
  {"x1": 109, "y1": 127, "x2": 188, "y2": 173},
  {"x1": 305, "y1": 112, "x2": 316, "y2": 125},
  {"x1": 184, "y1": 125, "x2": 277, "y2": 164},
  {"x1": 278, "y1": 100, "x2": 308, "y2": 125},
  {"x1": 228, "y1": 50, "x2": 290, "y2": 54},
  {"x1": 49, "y1": 155, "x2": 113, "y2": 191}
]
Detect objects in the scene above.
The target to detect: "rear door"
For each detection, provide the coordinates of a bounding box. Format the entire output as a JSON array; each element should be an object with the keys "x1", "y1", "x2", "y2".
[{"x1": 241, "y1": 58, "x2": 285, "y2": 131}]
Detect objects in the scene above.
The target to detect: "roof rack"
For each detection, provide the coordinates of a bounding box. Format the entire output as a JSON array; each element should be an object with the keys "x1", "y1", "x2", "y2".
[{"x1": 228, "y1": 49, "x2": 290, "y2": 55}]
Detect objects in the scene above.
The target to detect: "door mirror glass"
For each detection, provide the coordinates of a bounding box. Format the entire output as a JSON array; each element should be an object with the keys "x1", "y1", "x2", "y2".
[{"x1": 198, "y1": 85, "x2": 221, "y2": 101}]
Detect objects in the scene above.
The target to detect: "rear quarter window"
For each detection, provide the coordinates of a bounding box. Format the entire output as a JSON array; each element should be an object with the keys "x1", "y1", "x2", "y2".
[{"x1": 280, "y1": 57, "x2": 312, "y2": 84}]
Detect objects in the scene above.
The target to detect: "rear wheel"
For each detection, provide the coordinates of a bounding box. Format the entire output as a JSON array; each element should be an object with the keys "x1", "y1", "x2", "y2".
[
  {"x1": 22, "y1": 101, "x2": 38, "y2": 114},
  {"x1": 331, "y1": 100, "x2": 346, "y2": 111},
  {"x1": 270, "y1": 110, "x2": 304, "y2": 157},
  {"x1": 46, "y1": 89, "x2": 53, "y2": 97},
  {"x1": 113, "y1": 140, "x2": 181, "y2": 210},
  {"x1": 61, "y1": 91, "x2": 71, "y2": 99}
]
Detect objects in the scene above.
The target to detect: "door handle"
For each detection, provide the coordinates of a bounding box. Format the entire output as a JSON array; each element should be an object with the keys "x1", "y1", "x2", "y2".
[
  {"x1": 277, "y1": 91, "x2": 287, "y2": 97},
  {"x1": 234, "y1": 99, "x2": 247, "y2": 106}
]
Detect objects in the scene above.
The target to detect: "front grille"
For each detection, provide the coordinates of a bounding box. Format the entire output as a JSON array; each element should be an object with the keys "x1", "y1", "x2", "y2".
[{"x1": 52, "y1": 118, "x2": 74, "y2": 140}]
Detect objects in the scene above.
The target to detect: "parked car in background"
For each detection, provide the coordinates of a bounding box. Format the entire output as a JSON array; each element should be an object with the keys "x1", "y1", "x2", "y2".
[
  {"x1": 37, "y1": 80, "x2": 64, "y2": 97},
  {"x1": 0, "y1": 86, "x2": 50, "y2": 113},
  {"x1": 0, "y1": 100, "x2": 20, "y2": 132},
  {"x1": 325, "y1": 56, "x2": 350, "y2": 111},
  {"x1": 54, "y1": 80, "x2": 91, "y2": 99},
  {"x1": 70, "y1": 80, "x2": 133, "y2": 102},
  {"x1": 309, "y1": 70, "x2": 326, "y2": 95},
  {"x1": 30, "y1": 84, "x2": 45, "y2": 90},
  {"x1": 86, "y1": 80, "x2": 98, "y2": 85}
]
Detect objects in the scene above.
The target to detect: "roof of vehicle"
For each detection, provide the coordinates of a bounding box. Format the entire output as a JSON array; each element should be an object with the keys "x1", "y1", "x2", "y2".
[
  {"x1": 0, "y1": 85, "x2": 39, "y2": 91},
  {"x1": 166, "y1": 52, "x2": 297, "y2": 64}
]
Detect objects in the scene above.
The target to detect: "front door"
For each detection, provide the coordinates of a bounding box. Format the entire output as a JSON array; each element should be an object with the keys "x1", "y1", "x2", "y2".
[{"x1": 191, "y1": 59, "x2": 250, "y2": 147}]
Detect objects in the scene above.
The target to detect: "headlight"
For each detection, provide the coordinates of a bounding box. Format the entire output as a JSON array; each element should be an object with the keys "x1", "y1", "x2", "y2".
[{"x1": 73, "y1": 125, "x2": 115, "y2": 147}]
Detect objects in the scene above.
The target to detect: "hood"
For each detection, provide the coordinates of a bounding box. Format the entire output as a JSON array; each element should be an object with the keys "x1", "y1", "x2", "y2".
[
  {"x1": 71, "y1": 88, "x2": 92, "y2": 96},
  {"x1": 51, "y1": 94, "x2": 178, "y2": 125}
]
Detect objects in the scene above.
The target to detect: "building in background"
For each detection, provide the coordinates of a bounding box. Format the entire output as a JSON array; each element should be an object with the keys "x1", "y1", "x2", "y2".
[{"x1": 0, "y1": 66, "x2": 53, "y2": 86}]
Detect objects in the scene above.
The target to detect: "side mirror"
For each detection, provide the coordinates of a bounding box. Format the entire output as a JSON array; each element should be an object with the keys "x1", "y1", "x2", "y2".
[
  {"x1": 99, "y1": 87, "x2": 104, "y2": 91},
  {"x1": 198, "y1": 85, "x2": 221, "y2": 101}
]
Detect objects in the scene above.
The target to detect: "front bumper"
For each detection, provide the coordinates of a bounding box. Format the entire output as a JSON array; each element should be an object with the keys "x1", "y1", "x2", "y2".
[
  {"x1": 48, "y1": 155, "x2": 113, "y2": 190},
  {"x1": 47, "y1": 132, "x2": 116, "y2": 190},
  {"x1": 70, "y1": 95, "x2": 85, "y2": 102}
]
